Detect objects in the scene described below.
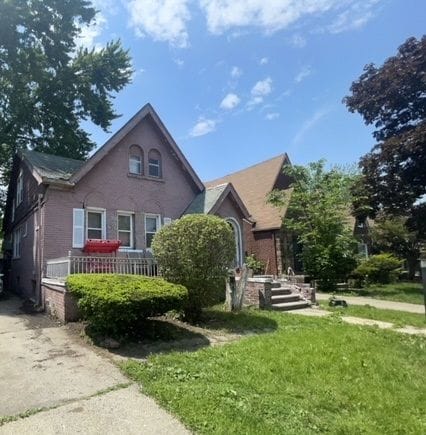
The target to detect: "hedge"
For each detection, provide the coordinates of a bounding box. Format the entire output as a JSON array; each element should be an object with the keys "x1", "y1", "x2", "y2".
[{"x1": 67, "y1": 274, "x2": 188, "y2": 336}]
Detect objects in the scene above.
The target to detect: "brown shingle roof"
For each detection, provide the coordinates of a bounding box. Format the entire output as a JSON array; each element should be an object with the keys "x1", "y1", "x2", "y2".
[{"x1": 205, "y1": 154, "x2": 288, "y2": 231}]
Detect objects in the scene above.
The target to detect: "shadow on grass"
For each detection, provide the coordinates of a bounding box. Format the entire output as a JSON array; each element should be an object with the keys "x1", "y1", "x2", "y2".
[
  {"x1": 198, "y1": 307, "x2": 278, "y2": 334},
  {"x1": 90, "y1": 318, "x2": 211, "y2": 360}
]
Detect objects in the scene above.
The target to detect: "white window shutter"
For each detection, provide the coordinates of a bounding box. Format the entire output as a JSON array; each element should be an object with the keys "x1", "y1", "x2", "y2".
[
  {"x1": 163, "y1": 217, "x2": 172, "y2": 226},
  {"x1": 73, "y1": 208, "x2": 85, "y2": 248}
]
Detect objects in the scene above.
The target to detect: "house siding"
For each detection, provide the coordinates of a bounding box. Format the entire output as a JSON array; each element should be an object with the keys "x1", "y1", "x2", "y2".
[{"x1": 42, "y1": 116, "x2": 200, "y2": 263}]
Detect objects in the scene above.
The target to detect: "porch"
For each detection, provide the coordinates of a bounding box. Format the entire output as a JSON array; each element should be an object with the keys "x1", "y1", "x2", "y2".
[{"x1": 45, "y1": 252, "x2": 159, "y2": 281}]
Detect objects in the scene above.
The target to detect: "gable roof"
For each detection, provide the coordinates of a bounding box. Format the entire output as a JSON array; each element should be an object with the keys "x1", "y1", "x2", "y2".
[
  {"x1": 70, "y1": 103, "x2": 204, "y2": 191},
  {"x1": 184, "y1": 183, "x2": 250, "y2": 218},
  {"x1": 205, "y1": 154, "x2": 289, "y2": 231},
  {"x1": 20, "y1": 150, "x2": 84, "y2": 183}
]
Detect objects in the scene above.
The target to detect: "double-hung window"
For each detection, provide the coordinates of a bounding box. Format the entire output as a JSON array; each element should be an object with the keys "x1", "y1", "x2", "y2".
[
  {"x1": 117, "y1": 213, "x2": 134, "y2": 249},
  {"x1": 129, "y1": 145, "x2": 143, "y2": 175},
  {"x1": 148, "y1": 149, "x2": 162, "y2": 178},
  {"x1": 86, "y1": 209, "x2": 105, "y2": 240},
  {"x1": 145, "y1": 214, "x2": 161, "y2": 249},
  {"x1": 16, "y1": 170, "x2": 23, "y2": 205},
  {"x1": 13, "y1": 227, "x2": 22, "y2": 258}
]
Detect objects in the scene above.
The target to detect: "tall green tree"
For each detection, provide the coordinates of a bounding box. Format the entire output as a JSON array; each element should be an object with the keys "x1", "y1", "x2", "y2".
[
  {"x1": 0, "y1": 0, "x2": 132, "y2": 182},
  {"x1": 370, "y1": 215, "x2": 420, "y2": 280},
  {"x1": 269, "y1": 161, "x2": 358, "y2": 290},
  {"x1": 344, "y1": 36, "x2": 425, "y2": 215}
]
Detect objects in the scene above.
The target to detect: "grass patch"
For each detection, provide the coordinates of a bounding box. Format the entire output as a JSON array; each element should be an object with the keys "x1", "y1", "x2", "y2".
[
  {"x1": 121, "y1": 307, "x2": 426, "y2": 434},
  {"x1": 324, "y1": 282, "x2": 424, "y2": 305},
  {"x1": 320, "y1": 301, "x2": 426, "y2": 328}
]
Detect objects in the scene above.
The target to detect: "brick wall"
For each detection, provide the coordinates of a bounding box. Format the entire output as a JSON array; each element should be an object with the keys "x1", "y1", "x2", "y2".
[
  {"x1": 42, "y1": 280, "x2": 80, "y2": 322},
  {"x1": 243, "y1": 222, "x2": 281, "y2": 276},
  {"x1": 243, "y1": 279, "x2": 272, "y2": 308}
]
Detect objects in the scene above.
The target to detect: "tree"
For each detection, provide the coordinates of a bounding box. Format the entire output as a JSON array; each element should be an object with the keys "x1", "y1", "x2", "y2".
[
  {"x1": 269, "y1": 161, "x2": 358, "y2": 291},
  {"x1": 0, "y1": 0, "x2": 132, "y2": 184},
  {"x1": 344, "y1": 36, "x2": 426, "y2": 215},
  {"x1": 370, "y1": 215, "x2": 420, "y2": 280},
  {"x1": 152, "y1": 214, "x2": 235, "y2": 320}
]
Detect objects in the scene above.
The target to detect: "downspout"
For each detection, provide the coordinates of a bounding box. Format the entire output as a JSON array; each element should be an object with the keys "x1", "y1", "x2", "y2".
[
  {"x1": 35, "y1": 193, "x2": 44, "y2": 307},
  {"x1": 272, "y1": 231, "x2": 278, "y2": 279}
]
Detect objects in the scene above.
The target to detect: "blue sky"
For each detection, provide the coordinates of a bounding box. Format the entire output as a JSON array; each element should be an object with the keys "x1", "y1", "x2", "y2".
[{"x1": 80, "y1": 0, "x2": 425, "y2": 181}]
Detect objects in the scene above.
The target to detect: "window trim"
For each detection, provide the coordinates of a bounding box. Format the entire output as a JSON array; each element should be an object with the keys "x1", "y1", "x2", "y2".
[
  {"x1": 86, "y1": 207, "x2": 106, "y2": 240},
  {"x1": 16, "y1": 170, "x2": 24, "y2": 205},
  {"x1": 148, "y1": 149, "x2": 162, "y2": 178},
  {"x1": 117, "y1": 211, "x2": 134, "y2": 249},
  {"x1": 129, "y1": 145, "x2": 143, "y2": 176},
  {"x1": 13, "y1": 226, "x2": 22, "y2": 259},
  {"x1": 144, "y1": 213, "x2": 161, "y2": 250}
]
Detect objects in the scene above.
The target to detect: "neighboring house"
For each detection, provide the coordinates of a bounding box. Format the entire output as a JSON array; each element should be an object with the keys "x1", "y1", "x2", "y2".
[
  {"x1": 205, "y1": 154, "x2": 300, "y2": 276},
  {"x1": 3, "y1": 104, "x2": 249, "y2": 302}
]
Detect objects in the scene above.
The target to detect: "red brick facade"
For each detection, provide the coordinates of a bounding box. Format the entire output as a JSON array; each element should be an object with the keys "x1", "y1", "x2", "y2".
[
  {"x1": 42, "y1": 281, "x2": 80, "y2": 322},
  {"x1": 244, "y1": 221, "x2": 282, "y2": 276}
]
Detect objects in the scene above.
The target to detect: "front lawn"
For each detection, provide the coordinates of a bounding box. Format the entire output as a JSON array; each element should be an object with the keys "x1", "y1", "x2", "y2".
[
  {"x1": 320, "y1": 301, "x2": 426, "y2": 328},
  {"x1": 122, "y1": 308, "x2": 426, "y2": 434},
  {"x1": 324, "y1": 282, "x2": 424, "y2": 305}
]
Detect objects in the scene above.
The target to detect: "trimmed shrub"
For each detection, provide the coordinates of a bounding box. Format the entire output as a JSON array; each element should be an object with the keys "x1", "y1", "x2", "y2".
[
  {"x1": 352, "y1": 253, "x2": 402, "y2": 285},
  {"x1": 152, "y1": 214, "x2": 235, "y2": 320},
  {"x1": 67, "y1": 274, "x2": 188, "y2": 336},
  {"x1": 245, "y1": 254, "x2": 265, "y2": 275}
]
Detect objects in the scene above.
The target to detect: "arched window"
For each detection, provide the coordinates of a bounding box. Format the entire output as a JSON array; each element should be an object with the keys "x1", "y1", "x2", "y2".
[
  {"x1": 148, "y1": 149, "x2": 162, "y2": 178},
  {"x1": 129, "y1": 145, "x2": 143, "y2": 175},
  {"x1": 226, "y1": 218, "x2": 243, "y2": 268}
]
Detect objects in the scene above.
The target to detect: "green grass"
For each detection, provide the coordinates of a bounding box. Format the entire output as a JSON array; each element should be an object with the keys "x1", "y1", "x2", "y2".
[
  {"x1": 324, "y1": 282, "x2": 424, "y2": 305},
  {"x1": 121, "y1": 308, "x2": 426, "y2": 434},
  {"x1": 320, "y1": 301, "x2": 426, "y2": 328}
]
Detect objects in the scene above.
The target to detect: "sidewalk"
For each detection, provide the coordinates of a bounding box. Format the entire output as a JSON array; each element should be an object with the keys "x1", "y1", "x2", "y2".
[
  {"x1": 316, "y1": 293, "x2": 424, "y2": 314},
  {"x1": 293, "y1": 307, "x2": 426, "y2": 336},
  {"x1": 0, "y1": 296, "x2": 189, "y2": 434}
]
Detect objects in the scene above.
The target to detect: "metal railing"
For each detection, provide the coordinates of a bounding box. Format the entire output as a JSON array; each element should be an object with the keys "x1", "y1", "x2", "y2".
[{"x1": 45, "y1": 254, "x2": 159, "y2": 280}]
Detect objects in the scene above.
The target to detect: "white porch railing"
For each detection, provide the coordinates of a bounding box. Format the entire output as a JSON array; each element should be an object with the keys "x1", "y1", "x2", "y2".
[{"x1": 45, "y1": 254, "x2": 159, "y2": 280}]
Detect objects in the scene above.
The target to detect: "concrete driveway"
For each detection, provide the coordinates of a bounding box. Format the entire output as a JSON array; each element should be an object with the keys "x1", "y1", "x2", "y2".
[{"x1": 0, "y1": 296, "x2": 189, "y2": 434}]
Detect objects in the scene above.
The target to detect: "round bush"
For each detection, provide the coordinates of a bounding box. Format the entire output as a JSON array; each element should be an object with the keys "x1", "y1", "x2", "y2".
[
  {"x1": 67, "y1": 274, "x2": 188, "y2": 336},
  {"x1": 152, "y1": 214, "x2": 235, "y2": 319},
  {"x1": 353, "y1": 253, "x2": 402, "y2": 285}
]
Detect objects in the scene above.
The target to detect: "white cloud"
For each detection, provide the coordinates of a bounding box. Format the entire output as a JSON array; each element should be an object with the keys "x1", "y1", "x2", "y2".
[
  {"x1": 220, "y1": 93, "x2": 241, "y2": 110},
  {"x1": 174, "y1": 58, "x2": 185, "y2": 68},
  {"x1": 326, "y1": 0, "x2": 379, "y2": 34},
  {"x1": 259, "y1": 57, "x2": 268, "y2": 65},
  {"x1": 127, "y1": 0, "x2": 190, "y2": 48},
  {"x1": 290, "y1": 34, "x2": 307, "y2": 48},
  {"x1": 199, "y1": 1, "x2": 381, "y2": 36},
  {"x1": 247, "y1": 77, "x2": 273, "y2": 108},
  {"x1": 230, "y1": 66, "x2": 242, "y2": 78},
  {"x1": 294, "y1": 66, "x2": 312, "y2": 83},
  {"x1": 251, "y1": 77, "x2": 273, "y2": 97},
  {"x1": 293, "y1": 106, "x2": 332, "y2": 144},
  {"x1": 189, "y1": 118, "x2": 217, "y2": 137},
  {"x1": 76, "y1": 13, "x2": 107, "y2": 49},
  {"x1": 265, "y1": 112, "x2": 280, "y2": 121},
  {"x1": 199, "y1": 0, "x2": 340, "y2": 34}
]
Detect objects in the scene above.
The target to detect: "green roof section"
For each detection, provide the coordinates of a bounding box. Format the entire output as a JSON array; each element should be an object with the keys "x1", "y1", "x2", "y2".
[
  {"x1": 21, "y1": 150, "x2": 85, "y2": 181},
  {"x1": 184, "y1": 184, "x2": 229, "y2": 214}
]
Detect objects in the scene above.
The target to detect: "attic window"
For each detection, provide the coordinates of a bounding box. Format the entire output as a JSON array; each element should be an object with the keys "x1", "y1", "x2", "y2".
[
  {"x1": 148, "y1": 149, "x2": 162, "y2": 178},
  {"x1": 129, "y1": 145, "x2": 143, "y2": 175}
]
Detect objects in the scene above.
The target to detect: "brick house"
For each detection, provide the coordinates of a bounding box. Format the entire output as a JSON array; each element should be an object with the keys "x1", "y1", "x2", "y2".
[
  {"x1": 205, "y1": 154, "x2": 299, "y2": 276},
  {"x1": 3, "y1": 104, "x2": 250, "y2": 303}
]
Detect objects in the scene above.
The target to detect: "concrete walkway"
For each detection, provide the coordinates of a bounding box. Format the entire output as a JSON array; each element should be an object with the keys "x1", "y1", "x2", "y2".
[
  {"x1": 316, "y1": 292, "x2": 424, "y2": 314},
  {"x1": 0, "y1": 296, "x2": 189, "y2": 434},
  {"x1": 293, "y1": 307, "x2": 426, "y2": 336}
]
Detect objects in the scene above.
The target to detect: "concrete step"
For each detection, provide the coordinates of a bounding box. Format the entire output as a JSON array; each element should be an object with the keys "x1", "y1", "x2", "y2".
[
  {"x1": 271, "y1": 287, "x2": 293, "y2": 295},
  {"x1": 270, "y1": 282, "x2": 282, "y2": 289},
  {"x1": 271, "y1": 294, "x2": 301, "y2": 304},
  {"x1": 271, "y1": 300, "x2": 311, "y2": 311}
]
